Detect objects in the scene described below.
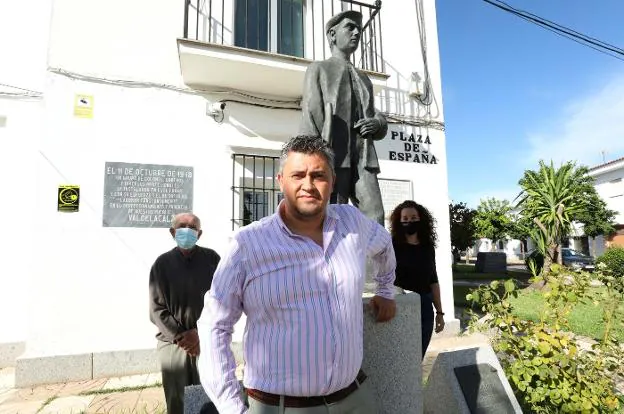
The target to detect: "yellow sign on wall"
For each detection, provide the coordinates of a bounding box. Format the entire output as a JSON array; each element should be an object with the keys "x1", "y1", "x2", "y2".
[
  {"x1": 58, "y1": 185, "x2": 80, "y2": 212},
  {"x1": 74, "y1": 94, "x2": 94, "y2": 118}
]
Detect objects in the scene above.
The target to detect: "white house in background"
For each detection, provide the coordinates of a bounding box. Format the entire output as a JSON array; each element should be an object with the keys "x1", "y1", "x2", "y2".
[
  {"x1": 0, "y1": 0, "x2": 455, "y2": 386},
  {"x1": 584, "y1": 156, "x2": 624, "y2": 257},
  {"x1": 470, "y1": 237, "x2": 533, "y2": 263}
]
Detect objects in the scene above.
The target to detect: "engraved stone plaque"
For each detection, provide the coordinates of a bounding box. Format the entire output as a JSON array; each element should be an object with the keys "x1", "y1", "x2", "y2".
[
  {"x1": 454, "y1": 363, "x2": 516, "y2": 414},
  {"x1": 103, "y1": 162, "x2": 193, "y2": 228}
]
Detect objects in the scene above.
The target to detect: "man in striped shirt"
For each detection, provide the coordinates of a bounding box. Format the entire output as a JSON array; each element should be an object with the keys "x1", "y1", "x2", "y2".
[{"x1": 198, "y1": 135, "x2": 397, "y2": 413}]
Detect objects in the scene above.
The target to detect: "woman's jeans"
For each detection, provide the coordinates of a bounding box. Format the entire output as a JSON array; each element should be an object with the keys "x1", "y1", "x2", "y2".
[{"x1": 420, "y1": 292, "x2": 434, "y2": 357}]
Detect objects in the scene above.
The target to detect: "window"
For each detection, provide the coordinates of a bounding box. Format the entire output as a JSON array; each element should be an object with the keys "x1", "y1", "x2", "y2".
[
  {"x1": 234, "y1": 0, "x2": 304, "y2": 57},
  {"x1": 232, "y1": 154, "x2": 282, "y2": 229}
]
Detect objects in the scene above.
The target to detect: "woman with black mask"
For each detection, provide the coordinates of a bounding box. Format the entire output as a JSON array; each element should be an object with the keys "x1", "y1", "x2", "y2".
[{"x1": 390, "y1": 200, "x2": 445, "y2": 357}]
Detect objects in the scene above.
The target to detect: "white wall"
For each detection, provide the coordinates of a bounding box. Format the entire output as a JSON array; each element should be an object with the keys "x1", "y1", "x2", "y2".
[
  {"x1": 0, "y1": 0, "x2": 52, "y2": 346},
  {"x1": 11, "y1": 0, "x2": 455, "y2": 360},
  {"x1": 592, "y1": 166, "x2": 624, "y2": 225},
  {"x1": 375, "y1": 0, "x2": 454, "y2": 321},
  {"x1": 47, "y1": 0, "x2": 184, "y2": 84}
]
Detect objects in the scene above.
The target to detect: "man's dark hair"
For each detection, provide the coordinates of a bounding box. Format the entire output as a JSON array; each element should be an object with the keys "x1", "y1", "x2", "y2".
[{"x1": 279, "y1": 135, "x2": 335, "y2": 175}]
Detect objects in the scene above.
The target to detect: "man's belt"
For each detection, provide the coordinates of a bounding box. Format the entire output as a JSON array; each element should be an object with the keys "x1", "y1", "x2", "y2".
[{"x1": 246, "y1": 370, "x2": 367, "y2": 408}]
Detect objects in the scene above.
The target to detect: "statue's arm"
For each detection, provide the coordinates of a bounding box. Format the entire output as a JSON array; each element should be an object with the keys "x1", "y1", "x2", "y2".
[
  {"x1": 300, "y1": 63, "x2": 324, "y2": 136},
  {"x1": 372, "y1": 110, "x2": 388, "y2": 141},
  {"x1": 362, "y1": 74, "x2": 387, "y2": 141}
]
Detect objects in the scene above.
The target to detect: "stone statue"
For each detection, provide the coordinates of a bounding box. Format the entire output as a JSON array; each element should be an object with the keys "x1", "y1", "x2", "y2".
[{"x1": 299, "y1": 10, "x2": 388, "y2": 225}]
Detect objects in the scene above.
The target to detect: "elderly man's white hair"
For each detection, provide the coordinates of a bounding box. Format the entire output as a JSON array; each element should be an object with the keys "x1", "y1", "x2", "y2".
[{"x1": 171, "y1": 212, "x2": 201, "y2": 229}]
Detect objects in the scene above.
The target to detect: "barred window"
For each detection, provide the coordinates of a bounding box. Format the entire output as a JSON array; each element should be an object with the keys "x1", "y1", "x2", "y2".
[{"x1": 232, "y1": 153, "x2": 283, "y2": 230}]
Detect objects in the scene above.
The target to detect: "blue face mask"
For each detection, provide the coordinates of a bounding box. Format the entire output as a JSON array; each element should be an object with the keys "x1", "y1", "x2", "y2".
[{"x1": 175, "y1": 228, "x2": 198, "y2": 250}]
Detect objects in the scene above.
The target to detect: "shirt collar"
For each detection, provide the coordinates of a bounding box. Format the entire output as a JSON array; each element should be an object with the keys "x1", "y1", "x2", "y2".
[{"x1": 274, "y1": 201, "x2": 339, "y2": 236}]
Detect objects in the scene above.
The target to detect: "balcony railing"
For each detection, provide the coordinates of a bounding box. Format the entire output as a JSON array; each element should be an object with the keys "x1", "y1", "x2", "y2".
[{"x1": 183, "y1": 0, "x2": 385, "y2": 73}]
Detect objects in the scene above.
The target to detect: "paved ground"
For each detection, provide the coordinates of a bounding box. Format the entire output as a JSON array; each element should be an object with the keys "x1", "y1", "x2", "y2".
[{"x1": 0, "y1": 333, "x2": 489, "y2": 414}]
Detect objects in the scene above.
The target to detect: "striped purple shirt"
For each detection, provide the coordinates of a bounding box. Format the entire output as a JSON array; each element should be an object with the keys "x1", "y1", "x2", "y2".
[{"x1": 197, "y1": 204, "x2": 396, "y2": 414}]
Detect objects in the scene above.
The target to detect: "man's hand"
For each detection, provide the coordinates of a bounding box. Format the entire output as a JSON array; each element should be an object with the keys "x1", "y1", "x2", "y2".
[
  {"x1": 187, "y1": 342, "x2": 200, "y2": 357},
  {"x1": 435, "y1": 313, "x2": 445, "y2": 333},
  {"x1": 354, "y1": 118, "x2": 381, "y2": 137},
  {"x1": 176, "y1": 329, "x2": 199, "y2": 353},
  {"x1": 370, "y1": 295, "x2": 396, "y2": 323}
]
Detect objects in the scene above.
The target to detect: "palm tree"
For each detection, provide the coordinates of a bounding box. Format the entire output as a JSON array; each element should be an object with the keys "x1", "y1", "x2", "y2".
[{"x1": 515, "y1": 160, "x2": 593, "y2": 276}]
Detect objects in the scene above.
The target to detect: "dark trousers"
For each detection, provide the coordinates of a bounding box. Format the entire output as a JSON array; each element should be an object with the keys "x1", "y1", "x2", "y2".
[
  {"x1": 332, "y1": 168, "x2": 384, "y2": 225},
  {"x1": 420, "y1": 292, "x2": 434, "y2": 357},
  {"x1": 157, "y1": 340, "x2": 200, "y2": 414}
]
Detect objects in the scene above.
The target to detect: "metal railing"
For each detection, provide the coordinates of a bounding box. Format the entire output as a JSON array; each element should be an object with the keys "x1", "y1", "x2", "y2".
[{"x1": 183, "y1": 0, "x2": 385, "y2": 73}]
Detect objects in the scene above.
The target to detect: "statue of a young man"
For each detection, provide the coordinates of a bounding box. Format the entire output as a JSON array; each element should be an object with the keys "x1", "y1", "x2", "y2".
[{"x1": 299, "y1": 10, "x2": 388, "y2": 225}]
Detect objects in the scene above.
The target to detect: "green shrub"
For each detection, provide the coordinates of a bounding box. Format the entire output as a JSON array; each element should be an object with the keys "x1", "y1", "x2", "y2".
[
  {"x1": 597, "y1": 246, "x2": 624, "y2": 280},
  {"x1": 467, "y1": 265, "x2": 624, "y2": 413}
]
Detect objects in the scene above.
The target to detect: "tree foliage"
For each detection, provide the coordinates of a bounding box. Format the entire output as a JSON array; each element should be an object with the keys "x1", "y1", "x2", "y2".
[
  {"x1": 467, "y1": 265, "x2": 624, "y2": 413},
  {"x1": 574, "y1": 191, "x2": 617, "y2": 240},
  {"x1": 449, "y1": 201, "x2": 477, "y2": 254},
  {"x1": 597, "y1": 246, "x2": 624, "y2": 281},
  {"x1": 516, "y1": 161, "x2": 594, "y2": 272},
  {"x1": 474, "y1": 197, "x2": 513, "y2": 246}
]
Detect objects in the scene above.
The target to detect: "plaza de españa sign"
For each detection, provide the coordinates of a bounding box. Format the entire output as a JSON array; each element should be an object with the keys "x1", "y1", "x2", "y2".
[{"x1": 376, "y1": 127, "x2": 439, "y2": 165}]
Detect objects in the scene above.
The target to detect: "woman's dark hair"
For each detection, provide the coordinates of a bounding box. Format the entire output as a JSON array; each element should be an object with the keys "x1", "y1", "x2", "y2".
[{"x1": 390, "y1": 200, "x2": 438, "y2": 247}]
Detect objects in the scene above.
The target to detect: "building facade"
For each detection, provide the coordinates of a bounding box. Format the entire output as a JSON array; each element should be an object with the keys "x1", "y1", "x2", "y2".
[
  {"x1": 586, "y1": 157, "x2": 624, "y2": 257},
  {"x1": 0, "y1": 0, "x2": 455, "y2": 385}
]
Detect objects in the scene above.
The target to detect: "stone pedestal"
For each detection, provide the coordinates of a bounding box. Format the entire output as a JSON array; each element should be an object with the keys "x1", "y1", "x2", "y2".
[
  {"x1": 362, "y1": 293, "x2": 423, "y2": 414},
  {"x1": 423, "y1": 345, "x2": 522, "y2": 414}
]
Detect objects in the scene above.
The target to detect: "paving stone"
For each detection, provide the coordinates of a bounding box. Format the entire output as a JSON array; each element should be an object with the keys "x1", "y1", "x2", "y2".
[
  {"x1": 86, "y1": 390, "x2": 142, "y2": 413},
  {"x1": 102, "y1": 374, "x2": 149, "y2": 391},
  {"x1": 56, "y1": 378, "x2": 107, "y2": 397},
  {"x1": 144, "y1": 373, "x2": 161, "y2": 387},
  {"x1": 0, "y1": 389, "x2": 17, "y2": 405},
  {"x1": 136, "y1": 386, "x2": 166, "y2": 413},
  {"x1": 39, "y1": 395, "x2": 95, "y2": 414},
  {"x1": 5, "y1": 383, "x2": 65, "y2": 403},
  {"x1": 0, "y1": 399, "x2": 42, "y2": 414},
  {"x1": 0, "y1": 367, "x2": 15, "y2": 391}
]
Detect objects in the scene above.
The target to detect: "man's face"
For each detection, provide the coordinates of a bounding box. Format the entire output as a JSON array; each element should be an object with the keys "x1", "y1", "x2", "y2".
[
  {"x1": 169, "y1": 214, "x2": 202, "y2": 239},
  {"x1": 331, "y1": 17, "x2": 361, "y2": 54},
  {"x1": 277, "y1": 152, "x2": 334, "y2": 221}
]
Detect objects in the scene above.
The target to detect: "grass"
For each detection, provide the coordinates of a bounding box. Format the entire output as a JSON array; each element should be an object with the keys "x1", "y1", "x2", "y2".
[
  {"x1": 453, "y1": 263, "x2": 531, "y2": 281},
  {"x1": 452, "y1": 263, "x2": 532, "y2": 307},
  {"x1": 36, "y1": 395, "x2": 58, "y2": 413},
  {"x1": 509, "y1": 287, "x2": 624, "y2": 341},
  {"x1": 77, "y1": 382, "x2": 162, "y2": 396}
]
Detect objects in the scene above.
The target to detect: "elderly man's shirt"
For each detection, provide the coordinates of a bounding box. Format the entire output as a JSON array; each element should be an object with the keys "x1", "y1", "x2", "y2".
[
  {"x1": 149, "y1": 246, "x2": 220, "y2": 343},
  {"x1": 197, "y1": 204, "x2": 396, "y2": 414}
]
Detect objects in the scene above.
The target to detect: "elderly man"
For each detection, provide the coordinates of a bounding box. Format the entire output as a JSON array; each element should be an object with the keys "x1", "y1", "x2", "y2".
[
  {"x1": 198, "y1": 135, "x2": 396, "y2": 414},
  {"x1": 149, "y1": 212, "x2": 220, "y2": 414},
  {"x1": 299, "y1": 10, "x2": 388, "y2": 225}
]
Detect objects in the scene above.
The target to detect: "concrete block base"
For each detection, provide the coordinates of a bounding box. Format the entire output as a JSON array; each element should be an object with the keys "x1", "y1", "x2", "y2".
[
  {"x1": 15, "y1": 353, "x2": 92, "y2": 387},
  {"x1": 15, "y1": 348, "x2": 160, "y2": 387},
  {"x1": 93, "y1": 349, "x2": 158, "y2": 379},
  {"x1": 0, "y1": 341, "x2": 25, "y2": 368}
]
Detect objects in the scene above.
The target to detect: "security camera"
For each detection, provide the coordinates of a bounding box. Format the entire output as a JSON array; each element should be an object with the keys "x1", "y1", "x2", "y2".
[{"x1": 207, "y1": 101, "x2": 226, "y2": 115}]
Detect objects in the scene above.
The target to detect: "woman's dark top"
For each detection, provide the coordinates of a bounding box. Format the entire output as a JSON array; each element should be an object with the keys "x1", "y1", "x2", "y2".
[{"x1": 393, "y1": 241, "x2": 439, "y2": 294}]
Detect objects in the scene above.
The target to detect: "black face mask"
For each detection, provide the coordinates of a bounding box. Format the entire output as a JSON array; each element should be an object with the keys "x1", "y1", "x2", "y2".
[{"x1": 401, "y1": 221, "x2": 422, "y2": 236}]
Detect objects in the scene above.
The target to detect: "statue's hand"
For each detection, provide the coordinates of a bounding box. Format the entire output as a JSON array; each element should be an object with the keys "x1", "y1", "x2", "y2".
[{"x1": 354, "y1": 118, "x2": 380, "y2": 137}]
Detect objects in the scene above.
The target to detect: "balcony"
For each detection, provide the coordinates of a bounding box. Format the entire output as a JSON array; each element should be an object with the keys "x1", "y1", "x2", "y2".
[{"x1": 177, "y1": 0, "x2": 388, "y2": 99}]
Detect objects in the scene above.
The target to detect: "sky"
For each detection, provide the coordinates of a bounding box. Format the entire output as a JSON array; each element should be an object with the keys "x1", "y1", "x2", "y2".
[{"x1": 435, "y1": 0, "x2": 624, "y2": 208}]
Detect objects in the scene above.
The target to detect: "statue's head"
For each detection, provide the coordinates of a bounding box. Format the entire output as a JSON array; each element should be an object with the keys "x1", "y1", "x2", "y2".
[{"x1": 326, "y1": 10, "x2": 363, "y2": 55}]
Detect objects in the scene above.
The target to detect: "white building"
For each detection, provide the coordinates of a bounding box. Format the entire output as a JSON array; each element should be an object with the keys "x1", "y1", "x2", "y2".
[
  {"x1": 0, "y1": 0, "x2": 455, "y2": 385},
  {"x1": 585, "y1": 157, "x2": 624, "y2": 257}
]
